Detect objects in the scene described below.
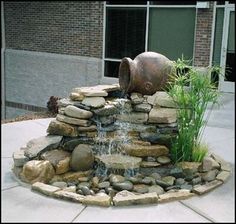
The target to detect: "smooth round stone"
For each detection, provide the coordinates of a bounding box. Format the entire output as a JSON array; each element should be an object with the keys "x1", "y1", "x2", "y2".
[
  {"x1": 191, "y1": 176, "x2": 202, "y2": 185},
  {"x1": 112, "y1": 181, "x2": 133, "y2": 191},
  {"x1": 146, "y1": 157, "x2": 156, "y2": 162},
  {"x1": 51, "y1": 181, "x2": 67, "y2": 188},
  {"x1": 175, "y1": 178, "x2": 185, "y2": 185},
  {"x1": 109, "y1": 174, "x2": 125, "y2": 184},
  {"x1": 150, "y1": 172, "x2": 162, "y2": 180},
  {"x1": 141, "y1": 177, "x2": 156, "y2": 185},
  {"x1": 98, "y1": 181, "x2": 110, "y2": 189},
  {"x1": 70, "y1": 144, "x2": 94, "y2": 171},
  {"x1": 161, "y1": 176, "x2": 176, "y2": 186},
  {"x1": 126, "y1": 176, "x2": 141, "y2": 184},
  {"x1": 78, "y1": 177, "x2": 90, "y2": 182},
  {"x1": 80, "y1": 186, "x2": 92, "y2": 195},
  {"x1": 180, "y1": 184, "x2": 193, "y2": 191},
  {"x1": 89, "y1": 189, "x2": 95, "y2": 195},
  {"x1": 148, "y1": 185, "x2": 165, "y2": 195},
  {"x1": 133, "y1": 184, "x2": 149, "y2": 194},
  {"x1": 77, "y1": 182, "x2": 91, "y2": 189},
  {"x1": 157, "y1": 156, "x2": 171, "y2": 164},
  {"x1": 96, "y1": 192, "x2": 108, "y2": 197}
]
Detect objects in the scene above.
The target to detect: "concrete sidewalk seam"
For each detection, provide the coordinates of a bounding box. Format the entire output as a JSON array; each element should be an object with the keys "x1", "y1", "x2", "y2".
[
  {"x1": 70, "y1": 205, "x2": 87, "y2": 223},
  {"x1": 179, "y1": 201, "x2": 215, "y2": 223}
]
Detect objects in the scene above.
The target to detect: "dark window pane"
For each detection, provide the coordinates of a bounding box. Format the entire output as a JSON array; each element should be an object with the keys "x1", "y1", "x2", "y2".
[
  {"x1": 217, "y1": 1, "x2": 226, "y2": 5},
  {"x1": 106, "y1": 1, "x2": 147, "y2": 5},
  {"x1": 105, "y1": 8, "x2": 146, "y2": 59},
  {"x1": 151, "y1": 1, "x2": 196, "y2": 5},
  {"x1": 104, "y1": 61, "x2": 121, "y2": 78},
  {"x1": 225, "y1": 53, "x2": 235, "y2": 82}
]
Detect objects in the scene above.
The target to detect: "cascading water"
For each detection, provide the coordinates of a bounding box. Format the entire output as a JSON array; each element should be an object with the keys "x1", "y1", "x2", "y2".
[{"x1": 94, "y1": 96, "x2": 141, "y2": 177}]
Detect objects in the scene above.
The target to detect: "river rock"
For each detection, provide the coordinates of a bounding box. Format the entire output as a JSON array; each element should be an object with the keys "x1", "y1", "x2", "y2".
[
  {"x1": 148, "y1": 185, "x2": 165, "y2": 195},
  {"x1": 133, "y1": 184, "x2": 149, "y2": 193},
  {"x1": 148, "y1": 108, "x2": 177, "y2": 124},
  {"x1": 201, "y1": 169, "x2": 218, "y2": 182},
  {"x1": 80, "y1": 186, "x2": 92, "y2": 195},
  {"x1": 51, "y1": 181, "x2": 68, "y2": 188},
  {"x1": 24, "y1": 135, "x2": 62, "y2": 159},
  {"x1": 133, "y1": 103, "x2": 152, "y2": 112},
  {"x1": 121, "y1": 143, "x2": 169, "y2": 157},
  {"x1": 98, "y1": 181, "x2": 110, "y2": 189},
  {"x1": 109, "y1": 174, "x2": 125, "y2": 184},
  {"x1": 161, "y1": 176, "x2": 176, "y2": 186},
  {"x1": 82, "y1": 97, "x2": 106, "y2": 108},
  {"x1": 70, "y1": 144, "x2": 94, "y2": 171},
  {"x1": 112, "y1": 181, "x2": 133, "y2": 191},
  {"x1": 157, "y1": 156, "x2": 171, "y2": 164},
  {"x1": 140, "y1": 161, "x2": 161, "y2": 168},
  {"x1": 21, "y1": 160, "x2": 55, "y2": 184},
  {"x1": 47, "y1": 120, "x2": 78, "y2": 137},
  {"x1": 64, "y1": 105, "x2": 93, "y2": 119},
  {"x1": 41, "y1": 149, "x2": 71, "y2": 174}
]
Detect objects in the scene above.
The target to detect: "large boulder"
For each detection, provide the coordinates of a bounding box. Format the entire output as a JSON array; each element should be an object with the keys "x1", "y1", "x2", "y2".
[
  {"x1": 70, "y1": 144, "x2": 95, "y2": 171},
  {"x1": 21, "y1": 160, "x2": 55, "y2": 184}
]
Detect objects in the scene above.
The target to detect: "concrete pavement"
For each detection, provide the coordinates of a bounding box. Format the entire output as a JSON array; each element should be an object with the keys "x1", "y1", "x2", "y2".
[{"x1": 1, "y1": 93, "x2": 235, "y2": 222}]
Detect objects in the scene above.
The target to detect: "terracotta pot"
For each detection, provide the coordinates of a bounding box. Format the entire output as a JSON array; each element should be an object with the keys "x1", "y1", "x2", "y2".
[{"x1": 118, "y1": 52, "x2": 173, "y2": 95}]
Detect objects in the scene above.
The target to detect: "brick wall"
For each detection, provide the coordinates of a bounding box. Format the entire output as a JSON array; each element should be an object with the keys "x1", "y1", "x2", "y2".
[
  {"x1": 194, "y1": 2, "x2": 214, "y2": 67},
  {"x1": 4, "y1": 1, "x2": 103, "y2": 58}
]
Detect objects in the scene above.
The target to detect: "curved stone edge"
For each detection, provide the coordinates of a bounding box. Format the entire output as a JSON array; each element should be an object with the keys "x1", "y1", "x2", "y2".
[{"x1": 11, "y1": 152, "x2": 232, "y2": 207}]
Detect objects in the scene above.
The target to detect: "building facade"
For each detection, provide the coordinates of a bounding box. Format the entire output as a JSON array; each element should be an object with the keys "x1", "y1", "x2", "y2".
[{"x1": 1, "y1": 1, "x2": 235, "y2": 119}]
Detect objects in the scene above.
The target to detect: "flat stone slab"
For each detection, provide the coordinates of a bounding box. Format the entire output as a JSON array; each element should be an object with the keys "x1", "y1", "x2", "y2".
[
  {"x1": 56, "y1": 114, "x2": 91, "y2": 127},
  {"x1": 82, "y1": 195, "x2": 111, "y2": 207},
  {"x1": 148, "y1": 108, "x2": 177, "y2": 124},
  {"x1": 113, "y1": 192, "x2": 158, "y2": 206},
  {"x1": 116, "y1": 112, "x2": 148, "y2": 124},
  {"x1": 121, "y1": 143, "x2": 169, "y2": 157},
  {"x1": 192, "y1": 180, "x2": 223, "y2": 195},
  {"x1": 24, "y1": 135, "x2": 62, "y2": 159},
  {"x1": 47, "y1": 120, "x2": 78, "y2": 137},
  {"x1": 53, "y1": 190, "x2": 85, "y2": 203},
  {"x1": 158, "y1": 189, "x2": 195, "y2": 203},
  {"x1": 13, "y1": 150, "x2": 29, "y2": 167},
  {"x1": 82, "y1": 97, "x2": 106, "y2": 108},
  {"x1": 96, "y1": 154, "x2": 142, "y2": 169},
  {"x1": 51, "y1": 170, "x2": 93, "y2": 182},
  {"x1": 140, "y1": 161, "x2": 161, "y2": 168},
  {"x1": 216, "y1": 171, "x2": 231, "y2": 183},
  {"x1": 147, "y1": 91, "x2": 176, "y2": 108},
  {"x1": 32, "y1": 182, "x2": 60, "y2": 196},
  {"x1": 64, "y1": 105, "x2": 93, "y2": 119}
]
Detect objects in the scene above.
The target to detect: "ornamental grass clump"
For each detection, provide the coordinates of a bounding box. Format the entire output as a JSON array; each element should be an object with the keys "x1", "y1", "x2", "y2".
[{"x1": 167, "y1": 58, "x2": 221, "y2": 163}]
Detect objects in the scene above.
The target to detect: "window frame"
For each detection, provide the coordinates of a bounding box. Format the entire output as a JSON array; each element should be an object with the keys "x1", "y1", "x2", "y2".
[{"x1": 102, "y1": 1, "x2": 197, "y2": 81}]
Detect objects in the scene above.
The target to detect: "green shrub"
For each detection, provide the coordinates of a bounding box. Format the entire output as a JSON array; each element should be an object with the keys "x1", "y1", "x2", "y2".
[
  {"x1": 192, "y1": 143, "x2": 209, "y2": 162},
  {"x1": 167, "y1": 58, "x2": 221, "y2": 163}
]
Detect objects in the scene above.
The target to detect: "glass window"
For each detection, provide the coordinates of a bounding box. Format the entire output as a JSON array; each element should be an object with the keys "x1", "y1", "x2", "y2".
[
  {"x1": 104, "y1": 61, "x2": 120, "y2": 78},
  {"x1": 105, "y1": 8, "x2": 146, "y2": 60},
  {"x1": 148, "y1": 8, "x2": 196, "y2": 62}
]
